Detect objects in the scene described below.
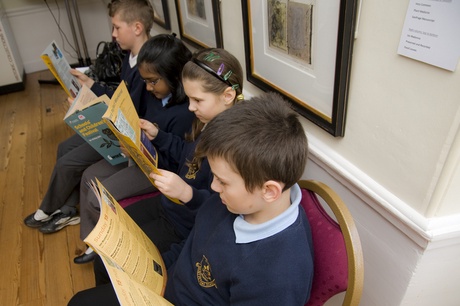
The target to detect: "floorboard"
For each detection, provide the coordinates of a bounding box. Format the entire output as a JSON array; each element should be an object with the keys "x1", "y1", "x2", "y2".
[{"x1": 0, "y1": 71, "x2": 95, "y2": 306}]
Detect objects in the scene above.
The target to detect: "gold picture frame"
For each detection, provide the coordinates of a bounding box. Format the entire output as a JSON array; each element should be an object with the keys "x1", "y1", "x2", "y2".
[{"x1": 242, "y1": 0, "x2": 358, "y2": 136}]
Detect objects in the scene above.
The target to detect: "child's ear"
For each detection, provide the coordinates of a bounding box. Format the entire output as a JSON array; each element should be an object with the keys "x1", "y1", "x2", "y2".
[
  {"x1": 223, "y1": 86, "x2": 237, "y2": 105},
  {"x1": 262, "y1": 180, "x2": 284, "y2": 202},
  {"x1": 133, "y1": 21, "x2": 144, "y2": 36}
]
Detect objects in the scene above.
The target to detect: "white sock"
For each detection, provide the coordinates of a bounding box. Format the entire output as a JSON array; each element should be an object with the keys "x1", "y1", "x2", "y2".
[
  {"x1": 33, "y1": 209, "x2": 50, "y2": 221},
  {"x1": 84, "y1": 247, "x2": 94, "y2": 255}
]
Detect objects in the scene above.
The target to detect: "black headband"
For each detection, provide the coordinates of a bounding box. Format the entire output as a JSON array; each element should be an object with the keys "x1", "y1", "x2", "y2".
[{"x1": 192, "y1": 58, "x2": 233, "y2": 87}]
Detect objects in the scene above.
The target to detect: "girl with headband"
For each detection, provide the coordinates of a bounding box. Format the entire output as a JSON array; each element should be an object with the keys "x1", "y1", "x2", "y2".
[{"x1": 68, "y1": 47, "x2": 245, "y2": 304}]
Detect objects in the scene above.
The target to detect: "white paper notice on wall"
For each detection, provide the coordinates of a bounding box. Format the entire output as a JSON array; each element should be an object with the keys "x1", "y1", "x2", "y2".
[{"x1": 397, "y1": 0, "x2": 460, "y2": 71}]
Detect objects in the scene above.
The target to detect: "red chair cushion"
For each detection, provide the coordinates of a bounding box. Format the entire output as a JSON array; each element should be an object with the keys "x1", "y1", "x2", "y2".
[
  {"x1": 301, "y1": 189, "x2": 348, "y2": 306},
  {"x1": 118, "y1": 191, "x2": 160, "y2": 208}
]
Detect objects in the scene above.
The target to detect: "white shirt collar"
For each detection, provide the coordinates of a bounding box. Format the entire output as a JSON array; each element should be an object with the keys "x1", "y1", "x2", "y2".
[
  {"x1": 233, "y1": 184, "x2": 301, "y2": 243},
  {"x1": 129, "y1": 53, "x2": 137, "y2": 68}
]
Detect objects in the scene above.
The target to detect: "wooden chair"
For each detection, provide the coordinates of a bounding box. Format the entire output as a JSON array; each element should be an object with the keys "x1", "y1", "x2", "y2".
[{"x1": 298, "y1": 180, "x2": 364, "y2": 306}]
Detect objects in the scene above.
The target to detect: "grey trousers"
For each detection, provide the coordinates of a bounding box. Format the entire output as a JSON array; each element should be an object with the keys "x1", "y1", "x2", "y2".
[
  {"x1": 39, "y1": 134, "x2": 103, "y2": 215},
  {"x1": 79, "y1": 158, "x2": 157, "y2": 240}
]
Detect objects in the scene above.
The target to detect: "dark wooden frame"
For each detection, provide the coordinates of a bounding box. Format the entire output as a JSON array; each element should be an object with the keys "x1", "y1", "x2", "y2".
[
  {"x1": 175, "y1": 0, "x2": 223, "y2": 49},
  {"x1": 241, "y1": 0, "x2": 358, "y2": 136},
  {"x1": 151, "y1": 0, "x2": 171, "y2": 30}
]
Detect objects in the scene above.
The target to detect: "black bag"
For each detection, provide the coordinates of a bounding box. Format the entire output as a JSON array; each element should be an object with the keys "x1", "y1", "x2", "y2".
[{"x1": 86, "y1": 41, "x2": 126, "y2": 87}]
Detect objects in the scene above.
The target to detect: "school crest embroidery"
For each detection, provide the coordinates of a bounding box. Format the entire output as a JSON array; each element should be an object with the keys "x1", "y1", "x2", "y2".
[
  {"x1": 196, "y1": 255, "x2": 217, "y2": 288},
  {"x1": 185, "y1": 162, "x2": 198, "y2": 180}
]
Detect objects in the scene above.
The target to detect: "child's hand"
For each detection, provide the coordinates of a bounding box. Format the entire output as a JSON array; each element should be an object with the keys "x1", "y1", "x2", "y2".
[
  {"x1": 140, "y1": 119, "x2": 159, "y2": 140},
  {"x1": 67, "y1": 97, "x2": 74, "y2": 105},
  {"x1": 150, "y1": 169, "x2": 193, "y2": 203},
  {"x1": 70, "y1": 68, "x2": 95, "y2": 88}
]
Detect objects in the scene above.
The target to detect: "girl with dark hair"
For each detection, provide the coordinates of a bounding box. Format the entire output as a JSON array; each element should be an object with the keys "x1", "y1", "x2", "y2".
[{"x1": 74, "y1": 34, "x2": 195, "y2": 264}]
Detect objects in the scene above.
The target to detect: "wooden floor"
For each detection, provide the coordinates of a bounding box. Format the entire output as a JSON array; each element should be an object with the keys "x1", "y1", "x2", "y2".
[{"x1": 0, "y1": 71, "x2": 95, "y2": 306}]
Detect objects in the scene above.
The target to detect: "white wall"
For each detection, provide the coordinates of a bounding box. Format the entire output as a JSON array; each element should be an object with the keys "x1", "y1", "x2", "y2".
[
  {"x1": 326, "y1": 1, "x2": 460, "y2": 219},
  {"x1": 3, "y1": 0, "x2": 460, "y2": 305},
  {"x1": 219, "y1": 0, "x2": 460, "y2": 218},
  {"x1": 2, "y1": 0, "x2": 43, "y2": 10},
  {"x1": 5, "y1": 0, "x2": 113, "y2": 72}
]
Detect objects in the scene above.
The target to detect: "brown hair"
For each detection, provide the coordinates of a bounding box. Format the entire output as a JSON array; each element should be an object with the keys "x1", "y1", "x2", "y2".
[
  {"x1": 182, "y1": 48, "x2": 244, "y2": 142},
  {"x1": 195, "y1": 92, "x2": 308, "y2": 192},
  {"x1": 108, "y1": 0, "x2": 154, "y2": 34}
]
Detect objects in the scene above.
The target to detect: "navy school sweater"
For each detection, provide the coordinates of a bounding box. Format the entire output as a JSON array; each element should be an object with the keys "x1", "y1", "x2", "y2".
[
  {"x1": 142, "y1": 99, "x2": 194, "y2": 172},
  {"x1": 164, "y1": 188, "x2": 314, "y2": 306}
]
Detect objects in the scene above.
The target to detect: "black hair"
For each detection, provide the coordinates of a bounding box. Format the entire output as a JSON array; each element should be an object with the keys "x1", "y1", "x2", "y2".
[{"x1": 137, "y1": 33, "x2": 192, "y2": 107}]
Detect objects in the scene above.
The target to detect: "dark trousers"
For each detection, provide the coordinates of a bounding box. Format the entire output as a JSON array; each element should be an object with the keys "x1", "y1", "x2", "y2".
[
  {"x1": 39, "y1": 134, "x2": 102, "y2": 214},
  {"x1": 67, "y1": 283, "x2": 119, "y2": 306}
]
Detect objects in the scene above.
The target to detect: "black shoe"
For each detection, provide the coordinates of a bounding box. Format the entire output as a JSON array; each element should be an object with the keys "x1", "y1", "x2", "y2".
[
  {"x1": 39, "y1": 212, "x2": 80, "y2": 234},
  {"x1": 74, "y1": 251, "x2": 97, "y2": 264},
  {"x1": 24, "y1": 212, "x2": 52, "y2": 228}
]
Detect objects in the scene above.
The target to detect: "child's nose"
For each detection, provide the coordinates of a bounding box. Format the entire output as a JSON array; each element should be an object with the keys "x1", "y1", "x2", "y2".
[{"x1": 210, "y1": 179, "x2": 220, "y2": 192}]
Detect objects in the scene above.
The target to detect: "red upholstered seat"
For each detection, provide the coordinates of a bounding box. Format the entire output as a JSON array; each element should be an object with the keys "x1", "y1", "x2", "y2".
[
  {"x1": 301, "y1": 188, "x2": 348, "y2": 306},
  {"x1": 298, "y1": 180, "x2": 363, "y2": 306},
  {"x1": 118, "y1": 191, "x2": 160, "y2": 208}
]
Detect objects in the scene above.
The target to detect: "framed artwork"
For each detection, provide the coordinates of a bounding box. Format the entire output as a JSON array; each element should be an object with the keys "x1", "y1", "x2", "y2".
[
  {"x1": 174, "y1": 0, "x2": 223, "y2": 49},
  {"x1": 150, "y1": 0, "x2": 171, "y2": 30},
  {"x1": 242, "y1": 0, "x2": 358, "y2": 136}
]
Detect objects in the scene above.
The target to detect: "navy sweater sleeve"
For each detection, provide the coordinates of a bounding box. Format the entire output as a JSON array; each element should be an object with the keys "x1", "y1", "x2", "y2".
[
  {"x1": 145, "y1": 102, "x2": 194, "y2": 143},
  {"x1": 142, "y1": 101, "x2": 194, "y2": 171},
  {"x1": 152, "y1": 130, "x2": 187, "y2": 167},
  {"x1": 161, "y1": 239, "x2": 186, "y2": 269}
]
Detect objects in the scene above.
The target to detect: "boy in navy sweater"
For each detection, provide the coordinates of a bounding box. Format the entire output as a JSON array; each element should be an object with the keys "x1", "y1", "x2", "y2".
[
  {"x1": 24, "y1": 0, "x2": 156, "y2": 234},
  {"x1": 163, "y1": 91, "x2": 314, "y2": 305}
]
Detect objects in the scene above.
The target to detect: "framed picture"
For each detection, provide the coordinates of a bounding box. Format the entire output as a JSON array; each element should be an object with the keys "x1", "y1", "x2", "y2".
[
  {"x1": 174, "y1": 0, "x2": 223, "y2": 49},
  {"x1": 242, "y1": 0, "x2": 358, "y2": 136},
  {"x1": 150, "y1": 0, "x2": 171, "y2": 30}
]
